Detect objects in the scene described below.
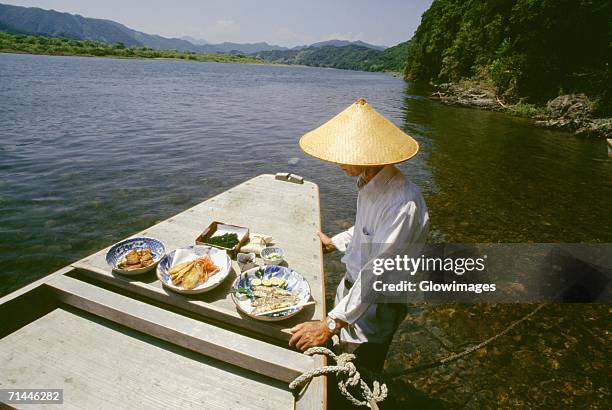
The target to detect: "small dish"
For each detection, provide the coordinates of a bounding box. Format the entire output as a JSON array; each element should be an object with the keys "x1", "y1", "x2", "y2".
[
  {"x1": 106, "y1": 237, "x2": 165, "y2": 275},
  {"x1": 237, "y1": 252, "x2": 256, "y2": 271},
  {"x1": 261, "y1": 246, "x2": 284, "y2": 265}
]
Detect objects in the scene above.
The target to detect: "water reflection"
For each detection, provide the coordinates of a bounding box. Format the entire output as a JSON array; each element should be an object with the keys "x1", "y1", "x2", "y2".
[
  {"x1": 401, "y1": 83, "x2": 611, "y2": 243},
  {"x1": 379, "y1": 83, "x2": 611, "y2": 408}
]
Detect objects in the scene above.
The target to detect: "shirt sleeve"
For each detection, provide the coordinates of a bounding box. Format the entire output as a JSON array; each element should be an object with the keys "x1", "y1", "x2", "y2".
[
  {"x1": 328, "y1": 201, "x2": 427, "y2": 324},
  {"x1": 331, "y1": 226, "x2": 355, "y2": 253}
]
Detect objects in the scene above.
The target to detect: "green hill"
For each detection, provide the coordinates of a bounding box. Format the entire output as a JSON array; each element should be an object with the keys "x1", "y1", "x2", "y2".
[
  {"x1": 0, "y1": 31, "x2": 263, "y2": 64},
  {"x1": 403, "y1": 0, "x2": 611, "y2": 114},
  {"x1": 253, "y1": 42, "x2": 409, "y2": 72},
  {"x1": 366, "y1": 40, "x2": 410, "y2": 72}
]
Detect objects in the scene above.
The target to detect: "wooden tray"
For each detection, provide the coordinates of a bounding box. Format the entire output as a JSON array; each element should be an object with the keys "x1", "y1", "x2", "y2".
[{"x1": 196, "y1": 221, "x2": 249, "y2": 257}]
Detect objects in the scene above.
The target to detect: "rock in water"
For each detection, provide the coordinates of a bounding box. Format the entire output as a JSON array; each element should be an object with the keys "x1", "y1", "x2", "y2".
[
  {"x1": 537, "y1": 94, "x2": 611, "y2": 138},
  {"x1": 546, "y1": 94, "x2": 593, "y2": 119},
  {"x1": 288, "y1": 157, "x2": 299, "y2": 165}
]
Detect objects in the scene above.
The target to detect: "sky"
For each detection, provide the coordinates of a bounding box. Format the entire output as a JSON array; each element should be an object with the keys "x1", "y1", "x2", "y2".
[{"x1": 1, "y1": 0, "x2": 434, "y2": 47}]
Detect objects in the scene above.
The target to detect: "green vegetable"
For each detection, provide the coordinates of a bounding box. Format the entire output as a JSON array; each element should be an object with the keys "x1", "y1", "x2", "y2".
[
  {"x1": 204, "y1": 233, "x2": 239, "y2": 249},
  {"x1": 233, "y1": 286, "x2": 253, "y2": 299}
]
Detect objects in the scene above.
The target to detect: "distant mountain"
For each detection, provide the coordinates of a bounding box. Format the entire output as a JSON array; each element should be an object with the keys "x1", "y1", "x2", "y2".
[
  {"x1": 299, "y1": 39, "x2": 386, "y2": 51},
  {"x1": 0, "y1": 4, "x2": 141, "y2": 46},
  {"x1": 252, "y1": 42, "x2": 406, "y2": 72},
  {"x1": 0, "y1": 3, "x2": 222, "y2": 52},
  {"x1": 0, "y1": 2, "x2": 396, "y2": 66},
  {"x1": 180, "y1": 35, "x2": 208, "y2": 45},
  {"x1": 215, "y1": 40, "x2": 384, "y2": 54},
  {"x1": 178, "y1": 39, "x2": 288, "y2": 54},
  {"x1": 213, "y1": 42, "x2": 288, "y2": 54}
]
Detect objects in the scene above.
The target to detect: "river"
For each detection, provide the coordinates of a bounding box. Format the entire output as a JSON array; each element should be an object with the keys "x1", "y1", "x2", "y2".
[{"x1": 1, "y1": 53, "x2": 609, "y2": 407}]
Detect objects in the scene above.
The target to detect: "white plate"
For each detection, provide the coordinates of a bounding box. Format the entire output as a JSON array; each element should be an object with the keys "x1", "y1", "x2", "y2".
[
  {"x1": 157, "y1": 245, "x2": 231, "y2": 294},
  {"x1": 231, "y1": 265, "x2": 311, "y2": 321}
]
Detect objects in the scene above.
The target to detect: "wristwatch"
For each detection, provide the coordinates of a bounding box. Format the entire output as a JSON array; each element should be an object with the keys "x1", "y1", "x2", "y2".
[{"x1": 326, "y1": 316, "x2": 339, "y2": 334}]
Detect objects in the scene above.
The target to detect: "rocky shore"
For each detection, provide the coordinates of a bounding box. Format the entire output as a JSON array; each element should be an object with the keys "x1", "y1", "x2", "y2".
[{"x1": 431, "y1": 83, "x2": 611, "y2": 138}]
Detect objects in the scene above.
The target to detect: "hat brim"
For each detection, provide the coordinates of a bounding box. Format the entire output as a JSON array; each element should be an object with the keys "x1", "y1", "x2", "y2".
[
  {"x1": 298, "y1": 99, "x2": 420, "y2": 166},
  {"x1": 299, "y1": 135, "x2": 419, "y2": 166}
]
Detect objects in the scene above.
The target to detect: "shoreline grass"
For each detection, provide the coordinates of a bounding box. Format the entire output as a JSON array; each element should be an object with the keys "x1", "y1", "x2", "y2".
[{"x1": 0, "y1": 31, "x2": 264, "y2": 65}]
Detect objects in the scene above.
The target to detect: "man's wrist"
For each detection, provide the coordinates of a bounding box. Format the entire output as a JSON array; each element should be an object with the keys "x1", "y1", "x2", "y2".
[{"x1": 325, "y1": 316, "x2": 347, "y2": 334}]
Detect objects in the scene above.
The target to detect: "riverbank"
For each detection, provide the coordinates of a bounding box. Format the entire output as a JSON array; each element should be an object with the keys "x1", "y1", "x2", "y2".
[
  {"x1": 0, "y1": 31, "x2": 263, "y2": 65},
  {"x1": 1, "y1": 49, "x2": 269, "y2": 66},
  {"x1": 430, "y1": 82, "x2": 612, "y2": 138},
  {"x1": 0, "y1": 31, "x2": 410, "y2": 75}
]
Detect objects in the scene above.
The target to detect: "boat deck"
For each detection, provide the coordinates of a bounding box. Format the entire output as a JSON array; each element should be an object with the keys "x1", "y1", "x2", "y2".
[{"x1": 0, "y1": 174, "x2": 327, "y2": 409}]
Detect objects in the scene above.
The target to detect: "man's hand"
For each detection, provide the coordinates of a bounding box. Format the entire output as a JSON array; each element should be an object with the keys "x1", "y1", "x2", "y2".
[
  {"x1": 318, "y1": 231, "x2": 337, "y2": 253},
  {"x1": 289, "y1": 320, "x2": 333, "y2": 351}
]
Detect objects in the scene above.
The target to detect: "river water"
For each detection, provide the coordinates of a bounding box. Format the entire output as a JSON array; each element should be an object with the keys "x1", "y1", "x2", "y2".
[{"x1": 1, "y1": 53, "x2": 610, "y2": 407}]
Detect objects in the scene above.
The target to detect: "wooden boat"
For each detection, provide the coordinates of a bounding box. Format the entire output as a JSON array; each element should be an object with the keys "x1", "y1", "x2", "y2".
[{"x1": 0, "y1": 174, "x2": 327, "y2": 409}]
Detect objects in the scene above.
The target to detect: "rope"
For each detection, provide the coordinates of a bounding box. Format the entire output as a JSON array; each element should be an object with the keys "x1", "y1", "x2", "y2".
[
  {"x1": 289, "y1": 304, "x2": 544, "y2": 406},
  {"x1": 289, "y1": 346, "x2": 387, "y2": 408},
  {"x1": 386, "y1": 303, "x2": 546, "y2": 377}
]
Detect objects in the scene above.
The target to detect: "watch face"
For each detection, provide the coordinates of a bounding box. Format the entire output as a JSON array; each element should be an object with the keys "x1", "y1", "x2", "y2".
[{"x1": 327, "y1": 318, "x2": 336, "y2": 331}]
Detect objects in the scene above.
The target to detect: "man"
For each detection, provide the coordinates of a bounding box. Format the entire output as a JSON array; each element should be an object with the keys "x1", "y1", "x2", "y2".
[{"x1": 289, "y1": 98, "x2": 429, "y2": 373}]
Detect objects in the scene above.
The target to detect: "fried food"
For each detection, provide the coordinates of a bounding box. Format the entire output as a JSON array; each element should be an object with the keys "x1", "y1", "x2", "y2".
[
  {"x1": 169, "y1": 255, "x2": 220, "y2": 290},
  {"x1": 182, "y1": 264, "x2": 202, "y2": 289},
  {"x1": 125, "y1": 250, "x2": 140, "y2": 265},
  {"x1": 169, "y1": 260, "x2": 194, "y2": 279},
  {"x1": 251, "y1": 285, "x2": 299, "y2": 314},
  {"x1": 118, "y1": 248, "x2": 155, "y2": 270},
  {"x1": 170, "y1": 263, "x2": 192, "y2": 284}
]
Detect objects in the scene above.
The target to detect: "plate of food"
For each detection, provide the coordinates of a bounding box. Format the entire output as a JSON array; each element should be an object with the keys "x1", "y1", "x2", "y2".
[
  {"x1": 106, "y1": 237, "x2": 166, "y2": 275},
  {"x1": 231, "y1": 265, "x2": 312, "y2": 321},
  {"x1": 156, "y1": 245, "x2": 232, "y2": 294}
]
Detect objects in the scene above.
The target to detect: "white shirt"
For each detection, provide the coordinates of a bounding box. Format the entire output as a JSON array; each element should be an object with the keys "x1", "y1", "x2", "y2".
[{"x1": 328, "y1": 165, "x2": 429, "y2": 343}]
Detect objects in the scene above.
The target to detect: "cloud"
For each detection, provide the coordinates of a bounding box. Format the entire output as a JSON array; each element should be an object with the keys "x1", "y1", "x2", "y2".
[
  {"x1": 202, "y1": 18, "x2": 241, "y2": 42},
  {"x1": 325, "y1": 31, "x2": 365, "y2": 42},
  {"x1": 265, "y1": 27, "x2": 318, "y2": 47},
  {"x1": 215, "y1": 19, "x2": 237, "y2": 29},
  {"x1": 275, "y1": 27, "x2": 299, "y2": 42}
]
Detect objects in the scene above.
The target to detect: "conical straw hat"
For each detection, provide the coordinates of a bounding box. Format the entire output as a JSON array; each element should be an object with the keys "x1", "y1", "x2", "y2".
[{"x1": 299, "y1": 98, "x2": 419, "y2": 166}]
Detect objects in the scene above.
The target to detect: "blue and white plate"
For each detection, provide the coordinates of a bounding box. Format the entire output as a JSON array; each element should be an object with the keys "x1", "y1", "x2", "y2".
[
  {"x1": 157, "y1": 245, "x2": 232, "y2": 294},
  {"x1": 105, "y1": 237, "x2": 165, "y2": 275},
  {"x1": 231, "y1": 265, "x2": 311, "y2": 321}
]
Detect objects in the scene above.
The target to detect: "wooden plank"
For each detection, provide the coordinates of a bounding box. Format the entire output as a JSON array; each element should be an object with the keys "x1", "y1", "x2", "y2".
[
  {"x1": 0, "y1": 174, "x2": 327, "y2": 408},
  {"x1": 297, "y1": 176, "x2": 328, "y2": 410},
  {"x1": 0, "y1": 307, "x2": 295, "y2": 409},
  {"x1": 0, "y1": 266, "x2": 74, "y2": 338},
  {"x1": 71, "y1": 262, "x2": 292, "y2": 341},
  {"x1": 45, "y1": 275, "x2": 315, "y2": 384},
  {"x1": 70, "y1": 174, "x2": 326, "y2": 341},
  {"x1": 295, "y1": 373, "x2": 327, "y2": 410}
]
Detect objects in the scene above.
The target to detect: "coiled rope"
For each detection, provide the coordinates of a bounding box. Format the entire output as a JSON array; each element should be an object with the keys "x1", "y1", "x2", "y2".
[{"x1": 289, "y1": 346, "x2": 387, "y2": 408}]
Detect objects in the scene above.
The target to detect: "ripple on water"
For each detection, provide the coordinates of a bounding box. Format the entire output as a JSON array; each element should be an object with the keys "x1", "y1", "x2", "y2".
[{"x1": 0, "y1": 53, "x2": 610, "y2": 407}]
